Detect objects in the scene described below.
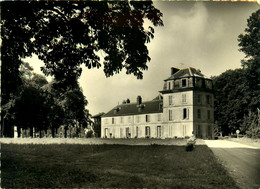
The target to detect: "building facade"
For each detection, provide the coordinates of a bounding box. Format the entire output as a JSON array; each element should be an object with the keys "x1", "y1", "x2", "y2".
[{"x1": 101, "y1": 67, "x2": 214, "y2": 139}]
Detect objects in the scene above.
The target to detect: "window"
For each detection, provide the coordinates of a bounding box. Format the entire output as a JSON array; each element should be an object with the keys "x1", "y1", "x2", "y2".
[
  {"x1": 197, "y1": 125, "x2": 201, "y2": 138},
  {"x1": 112, "y1": 118, "x2": 115, "y2": 124},
  {"x1": 169, "y1": 110, "x2": 173, "y2": 121},
  {"x1": 207, "y1": 110, "x2": 211, "y2": 120},
  {"x1": 157, "y1": 126, "x2": 162, "y2": 138},
  {"x1": 198, "y1": 94, "x2": 201, "y2": 104},
  {"x1": 168, "y1": 82, "x2": 171, "y2": 90},
  {"x1": 158, "y1": 114, "x2": 161, "y2": 121},
  {"x1": 183, "y1": 108, "x2": 189, "y2": 119},
  {"x1": 169, "y1": 125, "x2": 172, "y2": 137},
  {"x1": 182, "y1": 79, "x2": 187, "y2": 87},
  {"x1": 105, "y1": 128, "x2": 108, "y2": 138},
  {"x1": 198, "y1": 109, "x2": 201, "y2": 119},
  {"x1": 146, "y1": 115, "x2": 150, "y2": 122},
  {"x1": 182, "y1": 94, "x2": 186, "y2": 103},
  {"x1": 169, "y1": 95, "x2": 173, "y2": 105},
  {"x1": 208, "y1": 125, "x2": 212, "y2": 138},
  {"x1": 120, "y1": 117, "x2": 124, "y2": 124},
  {"x1": 136, "y1": 116, "x2": 140, "y2": 123},
  {"x1": 136, "y1": 127, "x2": 138, "y2": 138},
  {"x1": 128, "y1": 116, "x2": 132, "y2": 123},
  {"x1": 206, "y1": 95, "x2": 210, "y2": 104},
  {"x1": 145, "y1": 126, "x2": 150, "y2": 137}
]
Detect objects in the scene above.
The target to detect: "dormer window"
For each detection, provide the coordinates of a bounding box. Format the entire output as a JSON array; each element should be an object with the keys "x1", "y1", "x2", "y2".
[{"x1": 182, "y1": 79, "x2": 187, "y2": 87}]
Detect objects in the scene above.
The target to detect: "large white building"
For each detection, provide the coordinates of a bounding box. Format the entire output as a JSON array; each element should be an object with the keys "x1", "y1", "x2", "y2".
[{"x1": 101, "y1": 67, "x2": 214, "y2": 139}]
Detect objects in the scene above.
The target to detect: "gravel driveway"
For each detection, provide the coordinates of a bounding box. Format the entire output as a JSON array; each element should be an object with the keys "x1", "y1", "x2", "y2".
[{"x1": 205, "y1": 140, "x2": 260, "y2": 189}]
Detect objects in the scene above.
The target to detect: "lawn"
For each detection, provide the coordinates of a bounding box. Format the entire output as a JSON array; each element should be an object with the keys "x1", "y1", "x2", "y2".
[{"x1": 1, "y1": 144, "x2": 239, "y2": 188}]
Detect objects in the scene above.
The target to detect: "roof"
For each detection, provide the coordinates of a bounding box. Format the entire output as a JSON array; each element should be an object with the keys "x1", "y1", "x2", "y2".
[
  {"x1": 102, "y1": 99, "x2": 163, "y2": 117},
  {"x1": 92, "y1": 112, "x2": 105, "y2": 118},
  {"x1": 165, "y1": 67, "x2": 206, "y2": 81}
]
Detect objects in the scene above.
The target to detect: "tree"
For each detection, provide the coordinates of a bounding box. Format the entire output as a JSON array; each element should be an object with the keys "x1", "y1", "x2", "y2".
[
  {"x1": 238, "y1": 9, "x2": 260, "y2": 90},
  {"x1": 238, "y1": 9, "x2": 260, "y2": 63},
  {"x1": 1, "y1": 1, "x2": 163, "y2": 84},
  {"x1": 61, "y1": 85, "x2": 88, "y2": 138},
  {"x1": 1, "y1": 1, "x2": 163, "y2": 137},
  {"x1": 241, "y1": 110, "x2": 260, "y2": 138},
  {"x1": 213, "y1": 69, "x2": 251, "y2": 135}
]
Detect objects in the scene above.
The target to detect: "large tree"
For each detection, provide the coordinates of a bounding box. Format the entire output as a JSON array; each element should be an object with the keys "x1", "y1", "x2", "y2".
[
  {"x1": 238, "y1": 9, "x2": 260, "y2": 90},
  {"x1": 1, "y1": 1, "x2": 163, "y2": 136},
  {"x1": 1, "y1": 1, "x2": 163, "y2": 84},
  {"x1": 213, "y1": 9, "x2": 260, "y2": 136},
  {"x1": 213, "y1": 69, "x2": 251, "y2": 135}
]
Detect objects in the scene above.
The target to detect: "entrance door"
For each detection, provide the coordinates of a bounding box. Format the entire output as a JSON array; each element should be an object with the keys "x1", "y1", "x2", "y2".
[{"x1": 157, "y1": 126, "x2": 161, "y2": 138}]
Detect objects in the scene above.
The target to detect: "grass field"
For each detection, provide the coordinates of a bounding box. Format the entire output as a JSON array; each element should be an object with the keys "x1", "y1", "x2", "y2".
[{"x1": 1, "y1": 144, "x2": 239, "y2": 188}]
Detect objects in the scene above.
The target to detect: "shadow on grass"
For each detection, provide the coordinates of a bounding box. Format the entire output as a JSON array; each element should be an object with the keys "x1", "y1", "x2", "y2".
[{"x1": 1, "y1": 144, "x2": 239, "y2": 188}]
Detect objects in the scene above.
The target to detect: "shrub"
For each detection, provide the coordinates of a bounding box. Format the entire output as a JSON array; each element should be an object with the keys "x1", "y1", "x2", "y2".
[
  {"x1": 242, "y1": 110, "x2": 260, "y2": 138},
  {"x1": 86, "y1": 130, "x2": 93, "y2": 138},
  {"x1": 186, "y1": 142, "x2": 194, "y2": 151}
]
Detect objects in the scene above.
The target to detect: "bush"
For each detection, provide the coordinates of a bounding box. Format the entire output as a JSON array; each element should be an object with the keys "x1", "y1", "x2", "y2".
[
  {"x1": 186, "y1": 142, "x2": 194, "y2": 151},
  {"x1": 242, "y1": 110, "x2": 260, "y2": 138},
  {"x1": 86, "y1": 130, "x2": 93, "y2": 138}
]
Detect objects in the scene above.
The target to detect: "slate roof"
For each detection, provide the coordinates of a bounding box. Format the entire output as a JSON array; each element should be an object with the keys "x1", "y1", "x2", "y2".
[
  {"x1": 165, "y1": 67, "x2": 206, "y2": 81},
  {"x1": 102, "y1": 99, "x2": 163, "y2": 117},
  {"x1": 92, "y1": 112, "x2": 105, "y2": 118}
]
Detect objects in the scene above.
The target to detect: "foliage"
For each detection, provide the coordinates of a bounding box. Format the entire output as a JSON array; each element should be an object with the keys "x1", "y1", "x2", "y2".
[
  {"x1": 238, "y1": 9, "x2": 260, "y2": 62},
  {"x1": 213, "y1": 69, "x2": 249, "y2": 135},
  {"x1": 241, "y1": 109, "x2": 260, "y2": 138},
  {"x1": 86, "y1": 130, "x2": 94, "y2": 138},
  {"x1": 93, "y1": 123, "x2": 101, "y2": 137},
  {"x1": 2, "y1": 62, "x2": 90, "y2": 137},
  {"x1": 1, "y1": 1, "x2": 163, "y2": 85},
  {"x1": 238, "y1": 9, "x2": 260, "y2": 90},
  {"x1": 213, "y1": 10, "x2": 260, "y2": 136},
  {"x1": 1, "y1": 1, "x2": 163, "y2": 137}
]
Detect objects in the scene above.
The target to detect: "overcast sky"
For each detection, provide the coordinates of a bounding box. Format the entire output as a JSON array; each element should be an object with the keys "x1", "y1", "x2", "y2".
[{"x1": 24, "y1": 2, "x2": 259, "y2": 116}]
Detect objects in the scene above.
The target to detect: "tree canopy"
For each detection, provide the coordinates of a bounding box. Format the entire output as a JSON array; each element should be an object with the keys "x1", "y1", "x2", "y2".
[
  {"x1": 1, "y1": 1, "x2": 163, "y2": 86},
  {"x1": 1, "y1": 1, "x2": 163, "y2": 137},
  {"x1": 238, "y1": 9, "x2": 260, "y2": 90},
  {"x1": 213, "y1": 9, "x2": 260, "y2": 137}
]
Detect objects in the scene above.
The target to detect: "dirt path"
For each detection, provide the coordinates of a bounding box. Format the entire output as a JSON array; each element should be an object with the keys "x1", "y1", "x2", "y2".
[{"x1": 205, "y1": 140, "x2": 260, "y2": 189}]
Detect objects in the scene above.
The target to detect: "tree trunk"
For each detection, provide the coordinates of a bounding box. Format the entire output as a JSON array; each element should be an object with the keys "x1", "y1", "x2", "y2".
[
  {"x1": 30, "y1": 127, "x2": 33, "y2": 137},
  {"x1": 39, "y1": 130, "x2": 42, "y2": 138},
  {"x1": 64, "y1": 127, "x2": 67, "y2": 138},
  {"x1": 52, "y1": 127, "x2": 55, "y2": 138}
]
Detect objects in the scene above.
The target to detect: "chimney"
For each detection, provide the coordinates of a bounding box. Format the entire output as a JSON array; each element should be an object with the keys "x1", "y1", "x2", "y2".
[
  {"x1": 137, "y1": 96, "x2": 142, "y2": 105},
  {"x1": 171, "y1": 67, "x2": 180, "y2": 75}
]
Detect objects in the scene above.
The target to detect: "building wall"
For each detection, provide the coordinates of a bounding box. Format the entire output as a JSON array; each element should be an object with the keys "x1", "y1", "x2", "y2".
[
  {"x1": 162, "y1": 91, "x2": 194, "y2": 138},
  {"x1": 101, "y1": 113, "x2": 164, "y2": 138},
  {"x1": 193, "y1": 91, "x2": 214, "y2": 139},
  {"x1": 101, "y1": 72, "x2": 214, "y2": 139}
]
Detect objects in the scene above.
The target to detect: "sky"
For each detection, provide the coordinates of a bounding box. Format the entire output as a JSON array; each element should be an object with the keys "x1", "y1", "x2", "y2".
[{"x1": 23, "y1": 1, "x2": 259, "y2": 116}]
